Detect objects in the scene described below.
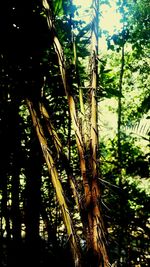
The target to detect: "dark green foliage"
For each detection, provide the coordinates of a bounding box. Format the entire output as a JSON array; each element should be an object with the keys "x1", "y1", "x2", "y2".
[
  {"x1": 99, "y1": 61, "x2": 121, "y2": 98},
  {"x1": 100, "y1": 135, "x2": 150, "y2": 266},
  {"x1": 138, "y1": 94, "x2": 150, "y2": 114},
  {"x1": 0, "y1": 0, "x2": 150, "y2": 267}
]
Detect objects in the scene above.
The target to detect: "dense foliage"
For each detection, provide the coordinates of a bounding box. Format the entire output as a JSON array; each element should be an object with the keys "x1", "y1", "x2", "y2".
[{"x1": 0, "y1": 0, "x2": 149, "y2": 267}]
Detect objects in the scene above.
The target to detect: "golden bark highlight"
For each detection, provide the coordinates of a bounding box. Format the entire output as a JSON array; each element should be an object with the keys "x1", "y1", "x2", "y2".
[{"x1": 27, "y1": 99, "x2": 81, "y2": 267}]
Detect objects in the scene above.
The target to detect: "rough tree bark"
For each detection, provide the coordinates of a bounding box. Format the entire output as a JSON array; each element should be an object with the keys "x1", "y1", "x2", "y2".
[{"x1": 26, "y1": 1, "x2": 111, "y2": 266}]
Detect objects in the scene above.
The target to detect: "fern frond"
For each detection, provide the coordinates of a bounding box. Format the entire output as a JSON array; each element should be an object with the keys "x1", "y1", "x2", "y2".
[{"x1": 125, "y1": 117, "x2": 150, "y2": 140}]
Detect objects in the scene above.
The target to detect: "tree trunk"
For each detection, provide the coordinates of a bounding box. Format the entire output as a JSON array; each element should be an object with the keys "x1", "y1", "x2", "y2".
[
  {"x1": 10, "y1": 101, "x2": 22, "y2": 267},
  {"x1": 27, "y1": 98, "x2": 82, "y2": 267},
  {"x1": 117, "y1": 43, "x2": 125, "y2": 266},
  {"x1": 41, "y1": 0, "x2": 110, "y2": 266},
  {"x1": 85, "y1": 1, "x2": 109, "y2": 266},
  {"x1": 24, "y1": 126, "x2": 42, "y2": 267}
]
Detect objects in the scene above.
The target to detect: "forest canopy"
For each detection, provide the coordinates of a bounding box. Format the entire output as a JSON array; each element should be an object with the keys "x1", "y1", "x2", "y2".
[{"x1": 0, "y1": 1, "x2": 149, "y2": 267}]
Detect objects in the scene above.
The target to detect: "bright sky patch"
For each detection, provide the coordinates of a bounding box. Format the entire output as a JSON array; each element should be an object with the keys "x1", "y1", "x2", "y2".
[{"x1": 73, "y1": 0, "x2": 122, "y2": 34}]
